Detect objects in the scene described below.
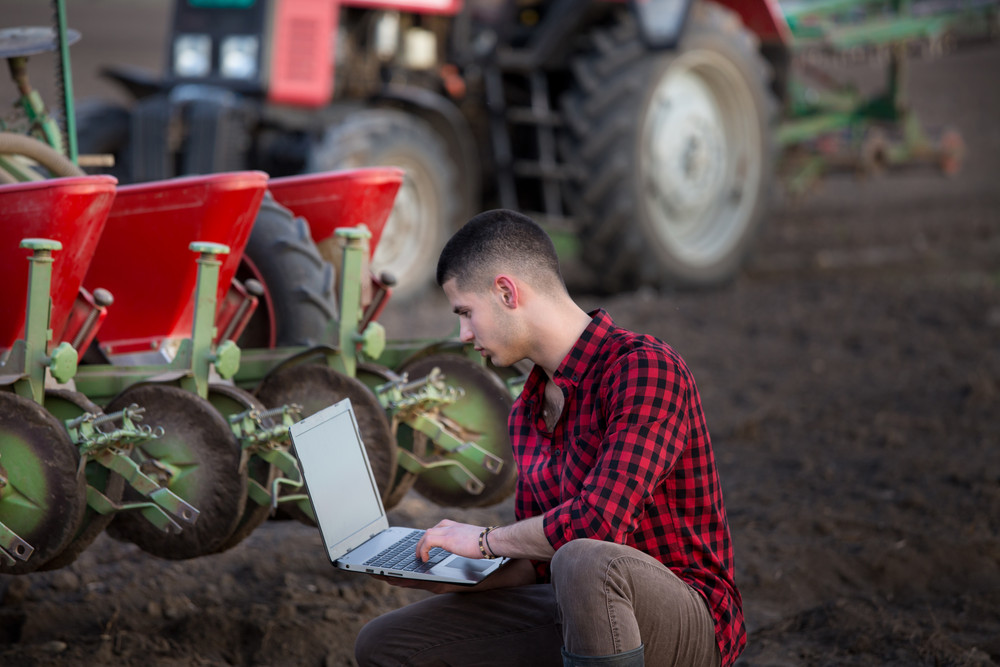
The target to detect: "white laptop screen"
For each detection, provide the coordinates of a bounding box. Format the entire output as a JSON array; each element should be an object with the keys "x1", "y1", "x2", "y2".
[{"x1": 290, "y1": 400, "x2": 387, "y2": 557}]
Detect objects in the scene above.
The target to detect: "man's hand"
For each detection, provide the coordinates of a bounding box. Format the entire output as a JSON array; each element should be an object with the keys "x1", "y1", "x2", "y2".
[
  {"x1": 417, "y1": 515, "x2": 556, "y2": 562},
  {"x1": 416, "y1": 519, "x2": 484, "y2": 562}
]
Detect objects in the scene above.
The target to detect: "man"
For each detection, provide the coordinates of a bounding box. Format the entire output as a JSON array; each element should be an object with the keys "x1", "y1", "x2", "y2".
[{"x1": 355, "y1": 209, "x2": 745, "y2": 667}]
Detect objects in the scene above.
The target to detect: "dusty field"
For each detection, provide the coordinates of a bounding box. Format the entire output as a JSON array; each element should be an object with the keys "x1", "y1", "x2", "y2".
[{"x1": 2, "y1": 2, "x2": 999, "y2": 665}]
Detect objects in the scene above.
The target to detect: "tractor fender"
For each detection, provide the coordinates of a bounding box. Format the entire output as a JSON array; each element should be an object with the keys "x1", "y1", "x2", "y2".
[
  {"x1": 628, "y1": 0, "x2": 791, "y2": 49},
  {"x1": 627, "y1": 0, "x2": 695, "y2": 48},
  {"x1": 99, "y1": 64, "x2": 168, "y2": 101},
  {"x1": 370, "y1": 84, "x2": 481, "y2": 221},
  {"x1": 129, "y1": 84, "x2": 257, "y2": 182}
]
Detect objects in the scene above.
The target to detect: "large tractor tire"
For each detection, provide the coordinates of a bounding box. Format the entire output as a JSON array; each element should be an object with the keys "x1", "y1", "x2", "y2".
[
  {"x1": 560, "y1": 2, "x2": 776, "y2": 293},
  {"x1": 74, "y1": 99, "x2": 132, "y2": 182},
  {"x1": 237, "y1": 193, "x2": 337, "y2": 348},
  {"x1": 307, "y1": 108, "x2": 461, "y2": 302}
]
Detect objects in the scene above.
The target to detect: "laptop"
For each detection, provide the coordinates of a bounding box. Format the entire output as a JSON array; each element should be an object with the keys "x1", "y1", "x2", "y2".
[{"x1": 289, "y1": 398, "x2": 508, "y2": 585}]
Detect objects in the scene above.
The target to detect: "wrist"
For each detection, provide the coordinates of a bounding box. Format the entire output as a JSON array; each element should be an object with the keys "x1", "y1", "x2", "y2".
[{"x1": 478, "y1": 525, "x2": 499, "y2": 559}]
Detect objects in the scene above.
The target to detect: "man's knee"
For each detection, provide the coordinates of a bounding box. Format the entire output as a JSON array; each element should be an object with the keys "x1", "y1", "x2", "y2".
[
  {"x1": 355, "y1": 609, "x2": 418, "y2": 666},
  {"x1": 354, "y1": 614, "x2": 389, "y2": 666},
  {"x1": 550, "y1": 539, "x2": 628, "y2": 590}
]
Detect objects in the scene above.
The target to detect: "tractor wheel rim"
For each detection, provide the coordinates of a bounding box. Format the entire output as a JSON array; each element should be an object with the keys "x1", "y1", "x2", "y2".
[
  {"x1": 641, "y1": 49, "x2": 764, "y2": 266},
  {"x1": 371, "y1": 159, "x2": 439, "y2": 287}
]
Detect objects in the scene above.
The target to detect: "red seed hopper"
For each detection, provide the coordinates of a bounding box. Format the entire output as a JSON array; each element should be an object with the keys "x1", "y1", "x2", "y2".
[
  {"x1": 0, "y1": 175, "x2": 117, "y2": 355},
  {"x1": 83, "y1": 171, "x2": 268, "y2": 358},
  {"x1": 268, "y1": 167, "x2": 404, "y2": 257}
]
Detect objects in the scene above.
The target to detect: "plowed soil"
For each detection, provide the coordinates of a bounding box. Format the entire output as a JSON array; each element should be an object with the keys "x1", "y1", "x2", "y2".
[{"x1": 2, "y1": 2, "x2": 999, "y2": 665}]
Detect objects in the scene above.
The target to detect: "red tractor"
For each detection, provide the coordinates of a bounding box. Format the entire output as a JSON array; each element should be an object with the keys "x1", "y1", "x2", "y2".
[{"x1": 77, "y1": 0, "x2": 783, "y2": 301}]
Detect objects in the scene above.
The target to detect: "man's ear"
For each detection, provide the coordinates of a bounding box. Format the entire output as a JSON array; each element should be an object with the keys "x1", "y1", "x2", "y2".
[{"x1": 494, "y1": 275, "x2": 519, "y2": 309}]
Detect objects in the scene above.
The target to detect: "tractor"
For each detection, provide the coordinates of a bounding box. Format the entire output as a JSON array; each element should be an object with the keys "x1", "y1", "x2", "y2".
[{"x1": 75, "y1": 0, "x2": 996, "y2": 302}]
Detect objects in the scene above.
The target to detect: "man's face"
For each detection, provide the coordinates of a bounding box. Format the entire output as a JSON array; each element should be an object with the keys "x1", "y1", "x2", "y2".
[{"x1": 442, "y1": 278, "x2": 523, "y2": 367}]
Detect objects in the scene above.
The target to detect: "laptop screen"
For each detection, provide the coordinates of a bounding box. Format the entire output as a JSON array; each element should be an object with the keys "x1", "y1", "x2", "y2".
[{"x1": 290, "y1": 399, "x2": 387, "y2": 558}]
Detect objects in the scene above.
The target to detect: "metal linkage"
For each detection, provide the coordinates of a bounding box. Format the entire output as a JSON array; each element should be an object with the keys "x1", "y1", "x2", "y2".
[
  {"x1": 375, "y1": 368, "x2": 505, "y2": 496},
  {"x1": 65, "y1": 403, "x2": 160, "y2": 455},
  {"x1": 63, "y1": 404, "x2": 200, "y2": 535},
  {"x1": 0, "y1": 513, "x2": 35, "y2": 567},
  {"x1": 227, "y1": 402, "x2": 307, "y2": 511}
]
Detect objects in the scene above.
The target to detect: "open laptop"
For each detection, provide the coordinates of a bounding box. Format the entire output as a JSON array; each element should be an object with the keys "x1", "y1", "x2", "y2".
[{"x1": 289, "y1": 398, "x2": 508, "y2": 585}]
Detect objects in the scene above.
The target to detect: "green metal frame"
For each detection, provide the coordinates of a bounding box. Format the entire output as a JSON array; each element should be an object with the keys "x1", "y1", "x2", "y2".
[
  {"x1": 0, "y1": 0, "x2": 79, "y2": 173},
  {"x1": 776, "y1": 0, "x2": 995, "y2": 191}
]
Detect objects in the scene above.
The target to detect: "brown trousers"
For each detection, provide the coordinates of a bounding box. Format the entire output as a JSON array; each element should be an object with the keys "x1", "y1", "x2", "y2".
[{"x1": 355, "y1": 539, "x2": 721, "y2": 666}]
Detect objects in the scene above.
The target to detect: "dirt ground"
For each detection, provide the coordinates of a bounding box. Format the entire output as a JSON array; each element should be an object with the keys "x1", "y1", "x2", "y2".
[{"x1": 2, "y1": 2, "x2": 999, "y2": 665}]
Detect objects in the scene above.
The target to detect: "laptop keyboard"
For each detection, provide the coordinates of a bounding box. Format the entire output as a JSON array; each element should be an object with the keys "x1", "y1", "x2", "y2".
[{"x1": 364, "y1": 530, "x2": 450, "y2": 573}]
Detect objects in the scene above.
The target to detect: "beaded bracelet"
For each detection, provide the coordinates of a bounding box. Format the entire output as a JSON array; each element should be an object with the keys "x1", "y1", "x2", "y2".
[{"x1": 478, "y1": 525, "x2": 499, "y2": 559}]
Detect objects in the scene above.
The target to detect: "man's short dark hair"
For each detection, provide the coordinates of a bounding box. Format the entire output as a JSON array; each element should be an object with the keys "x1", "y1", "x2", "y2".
[{"x1": 436, "y1": 209, "x2": 564, "y2": 292}]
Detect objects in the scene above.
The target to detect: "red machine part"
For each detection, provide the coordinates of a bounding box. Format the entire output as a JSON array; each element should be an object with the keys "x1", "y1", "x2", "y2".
[
  {"x1": 0, "y1": 175, "x2": 117, "y2": 354},
  {"x1": 267, "y1": 167, "x2": 405, "y2": 258},
  {"x1": 83, "y1": 171, "x2": 268, "y2": 355},
  {"x1": 59, "y1": 287, "x2": 112, "y2": 359},
  {"x1": 341, "y1": 0, "x2": 462, "y2": 13},
  {"x1": 268, "y1": 0, "x2": 338, "y2": 107},
  {"x1": 701, "y1": 0, "x2": 791, "y2": 44}
]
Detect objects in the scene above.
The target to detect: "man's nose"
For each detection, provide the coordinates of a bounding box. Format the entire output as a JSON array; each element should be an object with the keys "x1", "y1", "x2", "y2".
[{"x1": 459, "y1": 323, "x2": 474, "y2": 343}]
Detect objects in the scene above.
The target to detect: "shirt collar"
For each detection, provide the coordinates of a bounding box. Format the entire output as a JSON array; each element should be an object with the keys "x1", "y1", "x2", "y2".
[{"x1": 523, "y1": 308, "x2": 614, "y2": 397}]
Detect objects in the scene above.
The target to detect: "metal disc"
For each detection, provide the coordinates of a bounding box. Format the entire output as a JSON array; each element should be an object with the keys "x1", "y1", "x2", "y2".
[
  {"x1": 398, "y1": 353, "x2": 516, "y2": 508},
  {"x1": 104, "y1": 384, "x2": 248, "y2": 560},
  {"x1": 0, "y1": 27, "x2": 81, "y2": 59},
  {"x1": 356, "y1": 363, "x2": 429, "y2": 510},
  {"x1": 206, "y1": 383, "x2": 279, "y2": 553},
  {"x1": 38, "y1": 389, "x2": 126, "y2": 571},
  {"x1": 0, "y1": 391, "x2": 86, "y2": 575},
  {"x1": 255, "y1": 364, "x2": 397, "y2": 507}
]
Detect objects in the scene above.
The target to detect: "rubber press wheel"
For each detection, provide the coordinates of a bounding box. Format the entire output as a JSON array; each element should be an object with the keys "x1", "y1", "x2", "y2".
[
  {"x1": 255, "y1": 364, "x2": 397, "y2": 508},
  {"x1": 356, "y1": 363, "x2": 429, "y2": 510},
  {"x1": 38, "y1": 389, "x2": 126, "y2": 571},
  {"x1": 398, "y1": 354, "x2": 516, "y2": 508},
  {"x1": 0, "y1": 392, "x2": 87, "y2": 575},
  {"x1": 104, "y1": 384, "x2": 248, "y2": 560},
  {"x1": 206, "y1": 383, "x2": 280, "y2": 553}
]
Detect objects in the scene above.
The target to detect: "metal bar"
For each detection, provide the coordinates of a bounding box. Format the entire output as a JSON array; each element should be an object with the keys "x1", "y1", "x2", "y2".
[
  {"x1": 184, "y1": 242, "x2": 231, "y2": 398},
  {"x1": 17, "y1": 239, "x2": 60, "y2": 404},
  {"x1": 333, "y1": 228, "x2": 370, "y2": 378},
  {"x1": 403, "y1": 411, "x2": 507, "y2": 474},
  {"x1": 53, "y1": 0, "x2": 78, "y2": 162},
  {"x1": 0, "y1": 521, "x2": 34, "y2": 562},
  {"x1": 396, "y1": 448, "x2": 486, "y2": 496},
  {"x1": 777, "y1": 111, "x2": 856, "y2": 146},
  {"x1": 85, "y1": 485, "x2": 183, "y2": 534},
  {"x1": 94, "y1": 449, "x2": 200, "y2": 526}
]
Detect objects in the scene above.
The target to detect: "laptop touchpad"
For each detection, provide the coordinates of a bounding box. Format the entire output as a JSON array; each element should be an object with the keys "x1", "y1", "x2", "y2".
[{"x1": 445, "y1": 558, "x2": 495, "y2": 574}]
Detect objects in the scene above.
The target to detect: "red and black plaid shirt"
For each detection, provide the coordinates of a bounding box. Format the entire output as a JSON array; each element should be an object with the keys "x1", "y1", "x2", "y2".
[{"x1": 510, "y1": 309, "x2": 745, "y2": 666}]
